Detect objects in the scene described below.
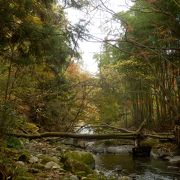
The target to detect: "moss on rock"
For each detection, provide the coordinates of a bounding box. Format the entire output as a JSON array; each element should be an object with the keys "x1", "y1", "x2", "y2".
[
  {"x1": 39, "y1": 154, "x2": 59, "y2": 164},
  {"x1": 64, "y1": 158, "x2": 93, "y2": 177},
  {"x1": 140, "y1": 138, "x2": 159, "y2": 147},
  {"x1": 65, "y1": 150, "x2": 95, "y2": 169}
]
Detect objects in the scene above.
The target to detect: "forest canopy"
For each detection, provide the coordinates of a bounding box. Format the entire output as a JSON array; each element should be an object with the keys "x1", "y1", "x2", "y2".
[
  {"x1": 0, "y1": 0, "x2": 179, "y2": 136},
  {"x1": 94, "y1": 0, "x2": 180, "y2": 130},
  {"x1": 0, "y1": 1, "x2": 180, "y2": 179}
]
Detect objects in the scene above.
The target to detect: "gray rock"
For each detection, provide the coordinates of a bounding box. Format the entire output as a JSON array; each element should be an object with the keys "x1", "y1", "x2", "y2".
[
  {"x1": 56, "y1": 146, "x2": 67, "y2": 152},
  {"x1": 91, "y1": 146, "x2": 106, "y2": 154},
  {"x1": 51, "y1": 156, "x2": 59, "y2": 163},
  {"x1": 29, "y1": 156, "x2": 39, "y2": 163},
  {"x1": 44, "y1": 161, "x2": 61, "y2": 170},
  {"x1": 156, "y1": 148, "x2": 174, "y2": 159},
  {"x1": 16, "y1": 161, "x2": 25, "y2": 166},
  {"x1": 151, "y1": 148, "x2": 173, "y2": 160},
  {"x1": 56, "y1": 146, "x2": 62, "y2": 151},
  {"x1": 62, "y1": 138, "x2": 75, "y2": 146},
  {"x1": 114, "y1": 165, "x2": 123, "y2": 173},
  {"x1": 86, "y1": 142, "x2": 95, "y2": 148},
  {"x1": 167, "y1": 166, "x2": 179, "y2": 170},
  {"x1": 106, "y1": 145, "x2": 133, "y2": 154},
  {"x1": 36, "y1": 153, "x2": 43, "y2": 157},
  {"x1": 169, "y1": 156, "x2": 180, "y2": 165},
  {"x1": 63, "y1": 175, "x2": 79, "y2": 180},
  {"x1": 118, "y1": 176, "x2": 131, "y2": 180},
  {"x1": 163, "y1": 156, "x2": 171, "y2": 161},
  {"x1": 89, "y1": 145, "x2": 133, "y2": 154},
  {"x1": 69, "y1": 175, "x2": 79, "y2": 180}
]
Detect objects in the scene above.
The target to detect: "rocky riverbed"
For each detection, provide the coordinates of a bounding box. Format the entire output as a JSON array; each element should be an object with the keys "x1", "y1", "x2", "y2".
[
  {"x1": 0, "y1": 137, "x2": 112, "y2": 179},
  {"x1": 0, "y1": 137, "x2": 180, "y2": 180}
]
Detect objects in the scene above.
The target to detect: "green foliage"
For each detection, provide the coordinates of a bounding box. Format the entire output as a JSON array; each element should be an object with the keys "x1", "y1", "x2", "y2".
[
  {"x1": 65, "y1": 0, "x2": 89, "y2": 9},
  {"x1": 0, "y1": 0, "x2": 88, "y2": 133},
  {"x1": 14, "y1": 167, "x2": 32, "y2": 180},
  {"x1": 6, "y1": 137, "x2": 23, "y2": 149},
  {"x1": 0, "y1": 104, "x2": 18, "y2": 136},
  {"x1": 39, "y1": 154, "x2": 59, "y2": 164},
  {"x1": 140, "y1": 138, "x2": 159, "y2": 147},
  {"x1": 0, "y1": 0, "x2": 178, "y2": 133},
  {"x1": 95, "y1": 0, "x2": 180, "y2": 129}
]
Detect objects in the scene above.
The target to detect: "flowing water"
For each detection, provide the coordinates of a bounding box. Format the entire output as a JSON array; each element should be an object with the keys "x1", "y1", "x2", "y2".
[
  {"x1": 95, "y1": 153, "x2": 180, "y2": 180},
  {"x1": 77, "y1": 126, "x2": 180, "y2": 179}
]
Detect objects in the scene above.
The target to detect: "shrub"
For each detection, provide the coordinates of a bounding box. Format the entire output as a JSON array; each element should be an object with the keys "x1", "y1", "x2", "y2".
[
  {"x1": 0, "y1": 103, "x2": 26, "y2": 137},
  {"x1": 0, "y1": 104, "x2": 17, "y2": 137},
  {"x1": 6, "y1": 137, "x2": 23, "y2": 150}
]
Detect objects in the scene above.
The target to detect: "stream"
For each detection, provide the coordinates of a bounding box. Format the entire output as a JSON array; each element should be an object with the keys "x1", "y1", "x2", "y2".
[
  {"x1": 78, "y1": 126, "x2": 180, "y2": 180},
  {"x1": 95, "y1": 153, "x2": 180, "y2": 179}
]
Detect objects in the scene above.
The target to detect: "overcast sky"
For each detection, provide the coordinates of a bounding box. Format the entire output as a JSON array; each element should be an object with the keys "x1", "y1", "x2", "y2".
[{"x1": 65, "y1": 0, "x2": 132, "y2": 74}]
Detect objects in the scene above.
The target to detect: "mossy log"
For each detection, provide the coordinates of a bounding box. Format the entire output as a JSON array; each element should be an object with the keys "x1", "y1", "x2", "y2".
[
  {"x1": 8, "y1": 131, "x2": 175, "y2": 141},
  {"x1": 8, "y1": 120, "x2": 175, "y2": 141},
  {"x1": 9, "y1": 132, "x2": 139, "y2": 140},
  {"x1": 145, "y1": 134, "x2": 175, "y2": 140}
]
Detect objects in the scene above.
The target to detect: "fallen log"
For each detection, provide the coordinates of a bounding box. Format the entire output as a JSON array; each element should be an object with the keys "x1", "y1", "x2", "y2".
[
  {"x1": 8, "y1": 131, "x2": 175, "y2": 141},
  {"x1": 145, "y1": 134, "x2": 175, "y2": 140},
  {"x1": 8, "y1": 119, "x2": 175, "y2": 141},
  {"x1": 9, "y1": 132, "x2": 139, "y2": 140}
]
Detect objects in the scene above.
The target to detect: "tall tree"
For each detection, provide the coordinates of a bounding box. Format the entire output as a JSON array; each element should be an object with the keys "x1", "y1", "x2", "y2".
[{"x1": 95, "y1": 0, "x2": 180, "y2": 130}]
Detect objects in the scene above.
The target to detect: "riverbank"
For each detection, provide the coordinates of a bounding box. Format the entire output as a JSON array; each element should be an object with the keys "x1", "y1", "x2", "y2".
[
  {"x1": 1, "y1": 136, "x2": 180, "y2": 180},
  {"x1": 0, "y1": 137, "x2": 111, "y2": 179}
]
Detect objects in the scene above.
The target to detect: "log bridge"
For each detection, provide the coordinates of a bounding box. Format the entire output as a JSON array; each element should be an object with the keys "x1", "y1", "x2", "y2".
[{"x1": 9, "y1": 120, "x2": 175, "y2": 143}]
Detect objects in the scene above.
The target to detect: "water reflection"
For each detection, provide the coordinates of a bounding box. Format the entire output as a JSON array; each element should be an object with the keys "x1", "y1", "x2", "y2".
[{"x1": 95, "y1": 154, "x2": 180, "y2": 180}]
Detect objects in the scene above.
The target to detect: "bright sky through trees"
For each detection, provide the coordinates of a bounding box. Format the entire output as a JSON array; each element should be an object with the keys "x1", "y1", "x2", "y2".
[{"x1": 66, "y1": 0, "x2": 133, "y2": 74}]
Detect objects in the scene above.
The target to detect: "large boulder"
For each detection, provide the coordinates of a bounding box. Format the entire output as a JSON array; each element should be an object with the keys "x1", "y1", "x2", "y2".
[
  {"x1": 64, "y1": 159, "x2": 93, "y2": 177},
  {"x1": 64, "y1": 150, "x2": 95, "y2": 169},
  {"x1": 63, "y1": 150, "x2": 95, "y2": 177}
]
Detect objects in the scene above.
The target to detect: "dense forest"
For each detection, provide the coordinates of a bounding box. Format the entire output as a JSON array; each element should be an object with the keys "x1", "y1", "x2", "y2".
[
  {"x1": 0, "y1": 0, "x2": 180, "y2": 179},
  {"x1": 95, "y1": 0, "x2": 180, "y2": 130}
]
